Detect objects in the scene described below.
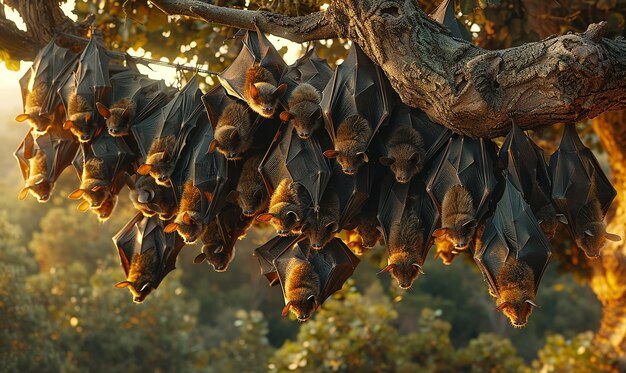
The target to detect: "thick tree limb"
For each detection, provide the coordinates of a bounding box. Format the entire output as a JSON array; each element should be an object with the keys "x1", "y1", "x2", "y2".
[
  {"x1": 149, "y1": 0, "x2": 337, "y2": 43},
  {"x1": 0, "y1": 14, "x2": 37, "y2": 61}
]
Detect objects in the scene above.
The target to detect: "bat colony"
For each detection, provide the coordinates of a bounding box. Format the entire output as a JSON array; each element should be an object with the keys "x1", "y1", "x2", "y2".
[{"x1": 13, "y1": 0, "x2": 620, "y2": 327}]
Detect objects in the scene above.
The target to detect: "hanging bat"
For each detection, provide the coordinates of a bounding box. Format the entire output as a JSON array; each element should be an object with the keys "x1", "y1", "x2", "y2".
[
  {"x1": 427, "y1": 136, "x2": 498, "y2": 249},
  {"x1": 349, "y1": 209, "x2": 383, "y2": 253},
  {"x1": 320, "y1": 44, "x2": 395, "y2": 174},
  {"x1": 257, "y1": 179, "x2": 312, "y2": 236},
  {"x1": 474, "y1": 178, "x2": 552, "y2": 327},
  {"x1": 279, "y1": 48, "x2": 334, "y2": 139},
  {"x1": 269, "y1": 237, "x2": 359, "y2": 321},
  {"x1": 97, "y1": 70, "x2": 176, "y2": 137},
  {"x1": 165, "y1": 180, "x2": 205, "y2": 244},
  {"x1": 136, "y1": 75, "x2": 205, "y2": 186},
  {"x1": 113, "y1": 213, "x2": 185, "y2": 303},
  {"x1": 300, "y1": 187, "x2": 341, "y2": 250},
  {"x1": 259, "y1": 121, "x2": 333, "y2": 211},
  {"x1": 129, "y1": 174, "x2": 179, "y2": 221},
  {"x1": 499, "y1": 121, "x2": 557, "y2": 239},
  {"x1": 550, "y1": 124, "x2": 619, "y2": 257},
  {"x1": 217, "y1": 27, "x2": 287, "y2": 112},
  {"x1": 59, "y1": 37, "x2": 111, "y2": 143},
  {"x1": 430, "y1": 0, "x2": 473, "y2": 42},
  {"x1": 254, "y1": 235, "x2": 303, "y2": 287},
  {"x1": 17, "y1": 39, "x2": 79, "y2": 134},
  {"x1": 229, "y1": 152, "x2": 269, "y2": 217},
  {"x1": 15, "y1": 126, "x2": 79, "y2": 202}
]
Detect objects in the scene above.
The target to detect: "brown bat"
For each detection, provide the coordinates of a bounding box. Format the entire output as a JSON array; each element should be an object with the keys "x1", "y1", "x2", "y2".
[
  {"x1": 432, "y1": 185, "x2": 477, "y2": 251},
  {"x1": 68, "y1": 158, "x2": 111, "y2": 210},
  {"x1": 194, "y1": 219, "x2": 231, "y2": 272},
  {"x1": 96, "y1": 98, "x2": 136, "y2": 137},
  {"x1": 300, "y1": 189, "x2": 340, "y2": 250},
  {"x1": 165, "y1": 180, "x2": 205, "y2": 244},
  {"x1": 18, "y1": 150, "x2": 52, "y2": 203},
  {"x1": 281, "y1": 257, "x2": 321, "y2": 322},
  {"x1": 433, "y1": 235, "x2": 457, "y2": 266},
  {"x1": 232, "y1": 152, "x2": 268, "y2": 217},
  {"x1": 574, "y1": 198, "x2": 620, "y2": 257},
  {"x1": 379, "y1": 126, "x2": 426, "y2": 184},
  {"x1": 15, "y1": 85, "x2": 57, "y2": 134},
  {"x1": 210, "y1": 101, "x2": 255, "y2": 161},
  {"x1": 279, "y1": 83, "x2": 323, "y2": 140},
  {"x1": 129, "y1": 175, "x2": 178, "y2": 220},
  {"x1": 351, "y1": 211, "x2": 383, "y2": 251},
  {"x1": 243, "y1": 63, "x2": 287, "y2": 118},
  {"x1": 93, "y1": 194, "x2": 117, "y2": 222},
  {"x1": 380, "y1": 205, "x2": 425, "y2": 289},
  {"x1": 323, "y1": 115, "x2": 372, "y2": 175},
  {"x1": 64, "y1": 92, "x2": 98, "y2": 143},
  {"x1": 495, "y1": 259, "x2": 539, "y2": 328},
  {"x1": 115, "y1": 247, "x2": 160, "y2": 304},
  {"x1": 256, "y1": 179, "x2": 311, "y2": 236},
  {"x1": 137, "y1": 134, "x2": 177, "y2": 186}
]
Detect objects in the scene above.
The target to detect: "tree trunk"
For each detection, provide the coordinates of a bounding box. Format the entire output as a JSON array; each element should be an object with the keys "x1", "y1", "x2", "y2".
[{"x1": 591, "y1": 110, "x2": 626, "y2": 361}]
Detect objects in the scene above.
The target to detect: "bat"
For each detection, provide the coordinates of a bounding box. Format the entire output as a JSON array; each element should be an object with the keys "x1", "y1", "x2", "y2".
[
  {"x1": 59, "y1": 37, "x2": 111, "y2": 143},
  {"x1": 17, "y1": 39, "x2": 79, "y2": 134},
  {"x1": 230, "y1": 152, "x2": 269, "y2": 217},
  {"x1": 430, "y1": 0, "x2": 473, "y2": 42},
  {"x1": 129, "y1": 174, "x2": 179, "y2": 221},
  {"x1": 320, "y1": 44, "x2": 395, "y2": 155},
  {"x1": 474, "y1": 178, "x2": 552, "y2": 327},
  {"x1": 300, "y1": 187, "x2": 341, "y2": 250},
  {"x1": 499, "y1": 121, "x2": 557, "y2": 239},
  {"x1": 258, "y1": 236, "x2": 359, "y2": 321},
  {"x1": 15, "y1": 126, "x2": 79, "y2": 202},
  {"x1": 217, "y1": 28, "x2": 287, "y2": 104},
  {"x1": 549, "y1": 124, "x2": 619, "y2": 257},
  {"x1": 426, "y1": 136, "x2": 498, "y2": 248},
  {"x1": 259, "y1": 121, "x2": 333, "y2": 211},
  {"x1": 113, "y1": 213, "x2": 185, "y2": 303},
  {"x1": 348, "y1": 208, "x2": 383, "y2": 254},
  {"x1": 97, "y1": 70, "x2": 176, "y2": 137},
  {"x1": 256, "y1": 179, "x2": 312, "y2": 236}
]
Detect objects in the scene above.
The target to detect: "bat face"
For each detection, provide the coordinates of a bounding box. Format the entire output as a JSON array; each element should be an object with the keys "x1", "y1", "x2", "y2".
[
  {"x1": 434, "y1": 237, "x2": 458, "y2": 265},
  {"x1": 283, "y1": 106, "x2": 323, "y2": 140},
  {"x1": 204, "y1": 245, "x2": 236, "y2": 272},
  {"x1": 433, "y1": 222, "x2": 477, "y2": 251},
  {"x1": 173, "y1": 211, "x2": 205, "y2": 244},
  {"x1": 115, "y1": 249, "x2": 159, "y2": 304},
  {"x1": 326, "y1": 151, "x2": 368, "y2": 176},
  {"x1": 383, "y1": 260, "x2": 422, "y2": 290},
  {"x1": 21, "y1": 178, "x2": 53, "y2": 203},
  {"x1": 105, "y1": 108, "x2": 132, "y2": 137},
  {"x1": 248, "y1": 83, "x2": 287, "y2": 119},
  {"x1": 379, "y1": 148, "x2": 424, "y2": 184},
  {"x1": 65, "y1": 112, "x2": 98, "y2": 143},
  {"x1": 284, "y1": 296, "x2": 318, "y2": 322},
  {"x1": 130, "y1": 176, "x2": 178, "y2": 220},
  {"x1": 258, "y1": 208, "x2": 303, "y2": 236},
  {"x1": 214, "y1": 126, "x2": 250, "y2": 161},
  {"x1": 238, "y1": 189, "x2": 268, "y2": 217},
  {"x1": 301, "y1": 218, "x2": 338, "y2": 250},
  {"x1": 496, "y1": 293, "x2": 537, "y2": 328},
  {"x1": 575, "y1": 221, "x2": 617, "y2": 258},
  {"x1": 355, "y1": 224, "x2": 382, "y2": 250},
  {"x1": 93, "y1": 194, "x2": 117, "y2": 222},
  {"x1": 143, "y1": 156, "x2": 175, "y2": 187},
  {"x1": 15, "y1": 113, "x2": 54, "y2": 135}
]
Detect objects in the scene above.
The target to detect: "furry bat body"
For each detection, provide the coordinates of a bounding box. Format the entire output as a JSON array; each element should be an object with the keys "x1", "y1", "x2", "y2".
[
  {"x1": 233, "y1": 153, "x2": 268, "y2": 217},
  {"x1": 138, "y1": 135, "x2": 177, "y2": 186},
  {"x1": 115, "y1": 247, "x2": 160, "y2": 304},
  {"x1": 195, "y1": 219, "x2": 233, "y2": 272},
  {"x1": 65, "y1": 92, "x2": 98, "y2": 143},
  {"x1": 257, "y1": 179, "x2": 312, "y2": 236},
  {"x1": 165, "y1": 180, "x2": 205, "y2": 243},
  {"x1": 281, "y1": 258, "x2": 321, "y2": 322},
  {"x1": 18, "y1": 150, "x2": 52, "y2": 203},
  {"x1": 323, "y1": 115, "x2": 372, "y2": 175},
  {"x1": 575, "y1": 198, "x2": 620, "y2": 257},
  {"x1": 211, "y1": 101, "x2": 255, "y2": 161},
  {"x1": 15, "y1": 85, "x2": 59, "y2": 134},
  {"x1": 495, "y1": 259, "x2": 538, "y2": 328},
  {"x1": 69, "y1": 158, "x2": 111, "y2": 209},
  {"x1": 243, "y1": 64, "x2": 287, "y2": 118},
  {"x1": 301, "y1": 189, "x2": 340, "y2": 250},
  {"x1": 379, "y1": 126, "x2": 426, "y2": 184},
  {"x1": 280, "y1": 83, "x2": 322, "y2": 140},
  {"x1": 433, "y1": 185, "x2": 477, "y2": 251},
  {"x1": 351, "y1": 211, "x2": 383, "y2": 251},
  {"x1": 130, "y1": 175, "x2": 178, "y2": 220}
]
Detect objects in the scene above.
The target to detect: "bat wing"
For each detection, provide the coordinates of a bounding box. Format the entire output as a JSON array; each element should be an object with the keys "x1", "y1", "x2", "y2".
[
  {"x1": 86, "y1": 132, "x2": 136, "y2": 186},
  {"x1": 259, "y1": 123, "x2": 292, "y2": 195},
  {"x1": 550, "y1": 124, "x2": 616, "y2": 234},
  {"x1": 412, "y1": 179, "x2": 438, "y2": 265},
  {"x1": 311, "y1": 238, "x2": 360, "y2": 303},
  {"x1": 280, "y1": 47, "x2": 334, "y2": 106},
  {"x1": 14, "y1": 131, "x2": 35, "y2": 181},
  {"x1": 75, "y1": 37, "x2": 111, "y2": 106},
  {"x1": 34, "y1": 126, "x2": 79, "y2": 182},
  {"x1": 218, "y1": 28, "x2": 287, "y2": 101},
  {"x1": 108, "y1": 70, "x2": 149, "y2": 103},
  {"x1": 430, "y1": 0, "x2": 472, "y2": 41},
  {"x1": 473, "y1": 217, "x2": 506, "y2": 298},
  {"x1": 499, "y1": 122, "x2": 552, "y2": 213},
  {"x1": 320, "y1": 45, "x2": 394, "y2": 144},
  {"x1": 201, "y1": 84, "x2": 236, "y2": 129},
  {"x1": 377, "y1": 172, "x2": 411, "y2": 244},
  {"x1": 426, "y1": 136, "x2": 498, "y2": 220},
  {"x1": 132, "y1": 82, "x2": 177, "y2": 125},
  {"x1": 254, "y1": 235, "x2": 304, "y2": 286},
  {"x1": 164, "y1": 76, "x2": 206, "y2": 161},
  {"x1": 329, "y1": 161, "x2": 372, "y2": 228}
]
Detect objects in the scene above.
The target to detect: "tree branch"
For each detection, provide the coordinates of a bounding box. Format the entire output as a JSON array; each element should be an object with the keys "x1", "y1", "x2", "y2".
[
  {"x1": 149, "y1": 0, "x2": 337, "y2": 43},
  {"x1": 0, "y1": 13, "x2": 37, "y2": 61}
]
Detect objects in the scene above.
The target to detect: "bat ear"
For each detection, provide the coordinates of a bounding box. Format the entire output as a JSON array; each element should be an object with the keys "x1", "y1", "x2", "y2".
[
  {"x1": 249, "y1": 84, "x2": 259, "y2": 100},
  {"x1": 96, "y1": 102, "x2": 111, "y2": 119},
  {"x1": 273, "y1": 84, "x2": 288, "y2": 98},
  {"x1": 68, "y1": 189, "x2": 84, "y2": 199},
  {"x1": 604, "y1": 232, "x2": 621, "y2": 242},
  {"x1": 256, "y1": 213, "x2": 273, "y2": 222},
  {"x1": 15, "y1": 114, "x2": 31, "y2": 122},
  {"x1": 182, "y1": 212, "x2": 195, "y2": 225},
  {"x1": 193, "y1": 253, "x2": 207, "y2": 264},
  {"x1": 279, "y1": 111, "x2": 294, "y2": 123},
  {"x1": 208, "y1": 140, "x2": 218, "y2": 154},
  {"x1": 311, "y1": 106, "x2": 322, "y2": 120},
  {"x1": 281, "y1": 301, "x2": 292, "y2": 317},
  {"x1": 584, "y1": 229, "x2": 595, "y2": 237},
  {"x1": 326, "y1": 221, "x2": 339, "y2": 233},
  {"x1": 412, "y1": 263, "x2": 425, "y2": 275},
  {"x1": 287, "y1": 210, "x2": 301, "y2": 222},
  {"x1": 85, "y1": 112, "x2": 91, "y2": 122},
  {"x1": 230, "y1": 129, "x2": 240, "y2": 140},
  {"x1": 63, "y1": 120, "x2": 75, "y2": 130},
  {"x1": 226, "y1": 190, "x2": 240, "y2": 203},
  {"x1": 556, "y1": 214, "x2": 568, "y2": 225},
  {"x1": 137, "y1": 164, "x2": 152, "y2": 175},
  {"x1": 307, "y1": 295, "x2": 317, "y2": 306},
  {"x1": 432, "y1": 228, "x2": 448, "y2": 238},
  {"x1": 462, "y1": 219, "x2": 477, "y2": 228},
  {"x1": 114, "y1": 281, "x2": 131, "y2": 288},
  {"x1": 164, "y1": 223, "x2": 179, "y2": 233},
  {"x1": 379, "y1": 156, "x2": 395, "y2": 166},
  {"x1": 92, "y1": 185, "x2": 104, "y2": 192},
  {"x1": 495, "y1": 302, "x2": 510, "y2": 311},
  {"x1": 139, "y1": 282, "x2": 151, "y2": 292},
  {"x1": 410, "y1": 151, "x2": 422, "y2": 163},
  {"x1": 357, "y1": 152, "x2": 369, "y2": 163},
  {"x1": 18, "y1": 187, "x2": 29, "y2": 200},
  {"x1": 205, "y1": 191, "x2": 214, "y2": 203},
  {"x1": 78, "y1": 200, "x2": 91, "y2": 212},
  {"x1": 525, "y1": 300, "x2": 540, "y2": 308},
  {"x1": 323, "y1": 150, "x2": 338, "y2": 159},
  {"x1": 213, "y1": 245, "x2": 224, "y2": 254},
  {"x1": 378, "y1": 264, "x2": 395, "y2": 274}
]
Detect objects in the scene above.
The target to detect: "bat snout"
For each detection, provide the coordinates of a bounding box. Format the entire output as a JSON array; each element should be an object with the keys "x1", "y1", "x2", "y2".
[
  {"x1": 297, "y1": 314, "x2": 310, "y2": 322},
  {"x1": 399, "y1": 282, "x2": 412, "y2": 289},
  {"x1": 342, "y1": 168, "x2": 356, "y2": 175},
  {"x1": 277, "y1": 229, "x2": 290, "y2": 236},
  {"x1": 311, "y1": 242, "x2": 322, "y2": 249},
  {"x1": 80, "y1": 134, "x2": 91, "y2": 142},
  {"x1": 454, "y1": 242, "x2": 468, "y2": 250},
  {"x1": 298, "y1": 132, "x2": 310, "y2": 139},
  {"x1": 396, "y1": 175, "x2": 410, "y2": 184},
  {"x1": 242, "y1": 209, "x2": 255, "y2": 217},
  {"x1": 38, "y1": 194, "x2": 50, "y2": 202}
]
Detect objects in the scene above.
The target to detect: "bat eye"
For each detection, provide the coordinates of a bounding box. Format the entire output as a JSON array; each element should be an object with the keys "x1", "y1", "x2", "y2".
[{"x1": 80, "y1": 134, "x2": 91, "y2": 141}]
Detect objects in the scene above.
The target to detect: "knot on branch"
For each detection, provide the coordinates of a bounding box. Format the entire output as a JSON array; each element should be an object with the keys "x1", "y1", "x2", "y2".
[{"x1": 584, "y1": 22, "x2": 607, "y2": 43}]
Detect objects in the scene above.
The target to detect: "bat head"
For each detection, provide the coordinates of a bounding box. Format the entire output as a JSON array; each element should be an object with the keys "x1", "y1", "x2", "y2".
[
  {"x1": 115, "y1": 249, "x2": 159, "y2": 304},
  {"x1": 141, "y1": 152, "x2": 175, "y2": 187},
  {"x1": 65, "y1": 111, "x2": 99, "y2": 143},
  {"x1": 203, "y1": 244, "x2": 235, "y2": 272},
  {"x1": 536, "y1": 203, "x2": 559, "y2": 240},
  {"x1": 215, "y1": 125, "x2": 250, "y2": 161},
  {"x1": 257, "y1": 206, "x2": 303, "y2": 236},
  {"x1": 70, "y1": 181, "x2": 111, "y2": 209},
  {"x1": 15, "y1": 112, "x2": 54, "y2": 134},
  {"x1": 97, "y1": 101, "x2": 133, "y2": 137},
  {"x1": 173, "y1": 211, "x2": 205, "y2": 244},
  {"x1": 94, "y1": 194, "x2": 118, "y2": 222},
  {"x1": 379, "y1": 144, "x2": 425, "y2": 184},
  {"x1": 433, "y1": 219, "x2": 477, "y2": 251},
  {"x1": 324, "y1": 149, "x2": 368, "y2": 176},
  {"x1": 281, "y1": 104, "x2": 322, "y2": 140},
  {"x1": 353, "y1": 214, "x2": 382, "y2": 249},
  {"x1": 576, "y1": 221, "x2": 621, "y2": 258},
  {"x1": 236, "y1": 187, "x2": 268, "y2": 217},
  {"x1": 381, "y1": 252, "x2": 424, "y2": 289},
  {"x1": 433, "y1": 237, "x2": 457, "y2": 265},
  {"x1": 115, "y1": 280, "x2": 155, "y2": 304},
  {"x1": 301, "y1": 216, "x2": 339, "y2": 251},
  {"x1": 248, "y1": 82, "x2": 287, "y2": 118},
  {"x1": 282, "y1": 292, "x2": 319, "y2": 322},
  {"x1": 496, "y1": 295, "x2": 538, "y2": 328},
  {"x1": 21, "y1": 176, "x2": 53, "y2": 203}
]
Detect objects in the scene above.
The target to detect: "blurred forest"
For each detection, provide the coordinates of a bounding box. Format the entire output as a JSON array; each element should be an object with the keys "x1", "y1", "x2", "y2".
[{"x1": 1, "y1": 0, "x2": 626, "y2": 372}]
